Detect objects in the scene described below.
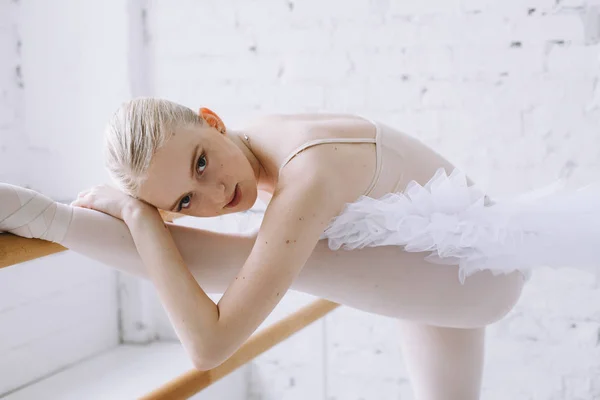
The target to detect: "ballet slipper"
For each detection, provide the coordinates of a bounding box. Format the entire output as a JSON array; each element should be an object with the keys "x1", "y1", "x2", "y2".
[{"x1": 0, "y1": 183, "x2": 73, "y2": 243}]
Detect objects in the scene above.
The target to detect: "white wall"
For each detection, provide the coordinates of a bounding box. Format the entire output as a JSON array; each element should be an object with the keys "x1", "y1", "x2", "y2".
[
  {"x1": 0, "y1": 0, "x2": 132, "y2": 395},
  {"x1": 2, "y1": 0, "x2": 600, "y2": 399},
  {"x1": 146, "y1": 0, "x2": 600, "y2": 399},
  {"x1": 17, "y1": 0, "x2": 132, "y2": 200},
  {"x1": 0, "y1": 253, "x2": 119, "y2": 395},
  {"x1": 0, "y1": 0, "x2": 24, "y2": 185}
]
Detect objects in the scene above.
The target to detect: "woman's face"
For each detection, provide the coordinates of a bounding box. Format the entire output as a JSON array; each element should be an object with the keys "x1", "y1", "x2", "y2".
[{"x1": 137, "y1": 121, "x2": 258, "y2": 217}]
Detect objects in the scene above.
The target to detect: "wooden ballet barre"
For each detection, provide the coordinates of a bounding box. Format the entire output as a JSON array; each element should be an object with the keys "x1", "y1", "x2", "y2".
[
  {"x1": 139, "y1": 298, "x2": 340, "y2": 400},
  {"x1": 0, "y1": 233, "x2": 67, "y2": 269},
  {"x1": 0, "y1": 216, "x2": 339, "y2": 399},
  {"x1": 0, "y1": 210, "x2": 181, "y2": 269}
]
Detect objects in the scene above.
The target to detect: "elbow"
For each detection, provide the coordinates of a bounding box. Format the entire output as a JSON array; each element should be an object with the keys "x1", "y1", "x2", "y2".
[
  {"x1": 192, "y1": 357, "x2": 216, "y2": 371},
  {"x1": 189, "y1": 327, "x2": 234, "y2": 371},
  {"x1": 191, "y1": 354, "x2": 224, "y2": 371},
  {"x1": 190, "y1": 346, "x2": 227, "y2": 371}
]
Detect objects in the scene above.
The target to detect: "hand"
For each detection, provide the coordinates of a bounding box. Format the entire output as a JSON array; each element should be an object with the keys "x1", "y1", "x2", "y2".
[{"x1": 71, "y1": 184, "x2": 154, "y2": 221}]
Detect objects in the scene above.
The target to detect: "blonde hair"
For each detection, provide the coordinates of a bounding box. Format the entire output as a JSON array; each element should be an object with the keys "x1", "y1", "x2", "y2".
[{"x1": 104, "y1": 98, "x2": 201, "y2": 197}]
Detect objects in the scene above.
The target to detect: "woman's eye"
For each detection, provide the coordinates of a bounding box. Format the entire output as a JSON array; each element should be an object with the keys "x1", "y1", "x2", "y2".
[
  {"x1": 197, "y1": 154, "x2": 207, "y2": 174},
  {"x1": 179, "y1": 195, "x2": 192, "y2": 210}
]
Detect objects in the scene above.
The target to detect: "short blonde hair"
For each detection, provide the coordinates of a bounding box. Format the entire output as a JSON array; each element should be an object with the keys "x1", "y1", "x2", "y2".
[{"x1": 104, "y1": 97, "x2": 201, "y2": 196}]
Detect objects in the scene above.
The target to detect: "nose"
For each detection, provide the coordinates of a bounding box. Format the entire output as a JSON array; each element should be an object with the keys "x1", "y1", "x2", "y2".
[{"x1": 205, "y1": 181, "x2": 227, "y2": 206}]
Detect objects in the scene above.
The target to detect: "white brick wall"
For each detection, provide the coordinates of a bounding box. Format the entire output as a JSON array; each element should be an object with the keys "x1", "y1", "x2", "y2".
[
  {"x1": 3, "y1": 0, "x2": 600, "y2": 398},
  {"x1": 0, "y1": 0, "x2": 132, "y2": 395},
  {"x1": 0, "y1": 253, "x2": 120, "y2": 395},
  {"x1": 147, "y1": 1, "x2": 600, "y2": 399},
  {"x1": 0, "y1": 0, "x2": 24, "y2": 185},
  {"x1": 17, "y1": 0, "x2": 132, "y2": 200}
]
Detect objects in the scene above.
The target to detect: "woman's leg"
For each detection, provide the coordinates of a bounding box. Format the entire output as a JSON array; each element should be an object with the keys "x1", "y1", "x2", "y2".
[
  {"x1": 399, "y1": 321, "x2": 485, "y2": 400},
  {"x1": 1, "y1": 183, "x2": 523, "y2": 327},
  {"x1": 0, "y1": 183, "x2": 253, "y2": 292},
  {"x1": 62, "y1": 207, "x2": 253, "y2": 291}
]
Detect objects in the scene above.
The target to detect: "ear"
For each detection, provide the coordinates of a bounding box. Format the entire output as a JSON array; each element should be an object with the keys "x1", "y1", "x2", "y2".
[{"x1": 199, "y1": 107, "x2": 226, "y2": 134}]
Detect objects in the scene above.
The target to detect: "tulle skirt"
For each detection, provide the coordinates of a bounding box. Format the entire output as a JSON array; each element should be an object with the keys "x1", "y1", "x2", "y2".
[{"x1": 322, "y1": 168, "x2": 600, "y2": 283}]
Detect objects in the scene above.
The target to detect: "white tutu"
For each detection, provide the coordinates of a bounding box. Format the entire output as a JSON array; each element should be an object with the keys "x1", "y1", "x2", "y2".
[{"x1": 322, "y1": 168, "x2": 600, "y2": 283}]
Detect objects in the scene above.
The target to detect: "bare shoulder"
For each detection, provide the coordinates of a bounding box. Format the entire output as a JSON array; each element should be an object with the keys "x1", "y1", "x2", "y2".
[
  {"x1": 278, "y1": 120, "x2": 378, "y2": 205},
  {"x1": 245, "y1": 113, "x2": 379, "y2": 204}
]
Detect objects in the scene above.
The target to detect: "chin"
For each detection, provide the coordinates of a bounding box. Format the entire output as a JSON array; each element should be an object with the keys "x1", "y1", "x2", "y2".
[{"x1": 240, "y1": 183, "x2": 258, "y2": 211}]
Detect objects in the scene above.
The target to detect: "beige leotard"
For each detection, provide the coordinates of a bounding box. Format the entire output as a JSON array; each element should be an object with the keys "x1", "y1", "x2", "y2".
[{"x1": 278, "y1": 117, "x2": 457, "y2": 199}]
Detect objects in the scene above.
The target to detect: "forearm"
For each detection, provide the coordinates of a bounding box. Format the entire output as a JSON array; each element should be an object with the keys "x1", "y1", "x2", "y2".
[
  {"x1": 61, "y1": 206, "x2": 254, "y2": 292},
  {"x1": 124, "y1": 207, "x2": 223, "y2": 367}
]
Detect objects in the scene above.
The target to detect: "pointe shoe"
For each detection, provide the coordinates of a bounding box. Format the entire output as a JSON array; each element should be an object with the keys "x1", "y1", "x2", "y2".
[{"x1": 0, "y1": 183, "x2": 73, "y2": 243}]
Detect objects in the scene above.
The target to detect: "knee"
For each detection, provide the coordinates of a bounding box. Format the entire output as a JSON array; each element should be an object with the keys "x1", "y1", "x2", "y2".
[{"x1": 463, "y1": 270, "x2": 525, "y2": 328}]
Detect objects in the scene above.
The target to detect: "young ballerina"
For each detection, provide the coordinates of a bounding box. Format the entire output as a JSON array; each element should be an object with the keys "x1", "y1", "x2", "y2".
[{"x1": 1, "y1": 98, "x2": 598, "y2": 400}]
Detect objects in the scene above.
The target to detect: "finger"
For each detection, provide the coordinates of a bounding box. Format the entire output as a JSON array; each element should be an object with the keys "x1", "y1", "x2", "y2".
[{"x1": 71, "y1": 199, "x2": 87, "y2": 207}]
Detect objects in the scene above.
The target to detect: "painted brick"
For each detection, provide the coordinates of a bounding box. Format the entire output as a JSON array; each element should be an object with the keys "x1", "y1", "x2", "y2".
[{"x1": 3, "y1": 0, "x2": 600, "y2": 398}]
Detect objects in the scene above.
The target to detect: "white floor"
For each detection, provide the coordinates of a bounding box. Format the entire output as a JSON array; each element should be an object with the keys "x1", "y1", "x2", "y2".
[{"x1": 1, "y1": 343, "x2": 247, "y2": 400}]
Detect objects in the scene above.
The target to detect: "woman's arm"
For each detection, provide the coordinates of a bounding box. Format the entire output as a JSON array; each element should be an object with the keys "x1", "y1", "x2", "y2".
[{"x1": 123, "y1": 174, "x2": 343, "y2": 370}]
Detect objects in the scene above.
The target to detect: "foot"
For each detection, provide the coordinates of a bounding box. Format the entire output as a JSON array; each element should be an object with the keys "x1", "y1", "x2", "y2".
[{"x1": 0, "y1": 183, "x2": 73, "y2": 243}]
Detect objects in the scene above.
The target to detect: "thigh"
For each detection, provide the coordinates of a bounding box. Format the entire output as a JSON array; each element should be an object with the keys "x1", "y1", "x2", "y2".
[
  {"x1": 398, "y1": 321, "x2": 485, "y2": 400},
  {"x1": 302, "y1": 243, "x2": 526, "y2": 328}
]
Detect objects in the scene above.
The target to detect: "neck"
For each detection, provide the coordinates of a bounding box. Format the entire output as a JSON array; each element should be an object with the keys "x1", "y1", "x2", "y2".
[{"x1": 229, "y1": 129, "x2": 274, "y2": 191}]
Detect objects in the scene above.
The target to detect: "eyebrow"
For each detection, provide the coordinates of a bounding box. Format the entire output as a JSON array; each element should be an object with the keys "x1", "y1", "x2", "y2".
[{"x1": 169, "y1": 144, "x2": 199, "y2": 211}]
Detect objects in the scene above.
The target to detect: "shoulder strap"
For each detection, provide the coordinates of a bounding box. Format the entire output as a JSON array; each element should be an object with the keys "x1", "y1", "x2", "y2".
[{"x1": 278, "y1": 137, "x2": 376, "y2": 173}]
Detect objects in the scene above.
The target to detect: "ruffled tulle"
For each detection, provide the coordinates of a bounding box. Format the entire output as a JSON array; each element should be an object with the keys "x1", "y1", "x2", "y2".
[{"x1": 322, "y1": 168, "x2": 600, "y2": 283}]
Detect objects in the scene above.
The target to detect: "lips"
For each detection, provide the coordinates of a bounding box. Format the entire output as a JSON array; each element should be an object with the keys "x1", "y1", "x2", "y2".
[{"x1": 225, "y1": 184, "x2": 242, "y2": 208}]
